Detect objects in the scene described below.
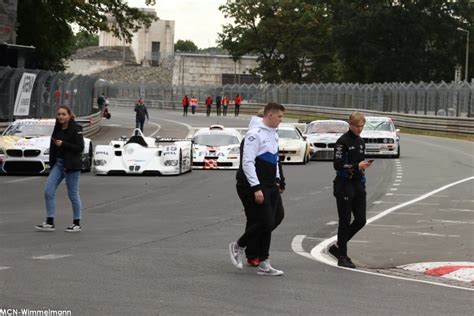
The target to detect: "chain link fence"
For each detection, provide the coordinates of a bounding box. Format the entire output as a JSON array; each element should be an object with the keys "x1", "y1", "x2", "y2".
[
  {"x1": 105, "y1": 81, "x2": 474, "y2": 117},
  {"x1": 0, "y1": 67, "x2": 98, "y2": 122}
]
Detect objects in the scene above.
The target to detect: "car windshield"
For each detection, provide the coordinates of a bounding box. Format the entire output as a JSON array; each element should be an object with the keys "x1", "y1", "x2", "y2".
[
  {"x1": 277, "y1": 129, "x2": 300, "y2": 139},
  {"x1": 306, "y1": 122, "x2": 348, "y2": 134},
  {"x1": 193, "y1": 134, "x2": 240, "y2": 146},
  {"x1": 364, "y1": 120, "x2": 394, "y2": 132},
  {"x1": 3, "y1": 123, "x2": 54, "y2": 136}
]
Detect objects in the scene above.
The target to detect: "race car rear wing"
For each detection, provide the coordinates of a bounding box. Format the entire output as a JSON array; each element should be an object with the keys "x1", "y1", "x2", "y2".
[{"x1": 155, "y1": 137, "x2": 194, "y2": 143}]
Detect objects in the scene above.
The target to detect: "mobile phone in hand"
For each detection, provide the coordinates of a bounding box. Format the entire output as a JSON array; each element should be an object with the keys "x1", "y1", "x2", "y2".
[{"x1": 367, "y1": 159, "x2": 374, "y2": 163}]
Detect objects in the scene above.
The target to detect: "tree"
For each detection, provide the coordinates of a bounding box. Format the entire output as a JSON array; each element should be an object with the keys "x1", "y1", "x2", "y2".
[
  {"x1": 16, "y1": 0, "x2": 157, "y2": 71},
  {"x1": 326, "y1": 0, "x2": 473, "y2": 83},
  {"x1": 175, "y1": 40, "x2": 198, "y2": 53},
  {"x1": 218, "y1": 0, "x2": 337, "y2": 83},
  {"x1": 73, "y1": 31, "x2": 99, "y2": 51}
]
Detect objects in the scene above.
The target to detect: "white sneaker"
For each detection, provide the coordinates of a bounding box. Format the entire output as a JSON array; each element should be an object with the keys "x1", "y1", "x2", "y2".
[
  {"x1": 257, "y1": 260, "x2": 284, "y2": 276},
  {"x1": 35, "y1": 222, "x2": 55, "y2": 232},
  {"x1": 229, "y1": 241, "x2": 244, "y2": 270},
  {"x1": 65, "y1": 225, "x2": 82, "y2": 233}
]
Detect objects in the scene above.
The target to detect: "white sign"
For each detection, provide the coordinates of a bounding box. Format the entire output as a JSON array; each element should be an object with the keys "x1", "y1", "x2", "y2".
[{"x1": 13, "y1": 72, "x2": 37, "y2": 116}]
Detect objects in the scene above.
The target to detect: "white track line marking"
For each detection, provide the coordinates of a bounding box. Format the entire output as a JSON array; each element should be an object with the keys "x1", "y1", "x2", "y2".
[
  {"x1": 325, "y1": 221, "x2": 338, "y2": 225},
  {"x1": 390, "y1": 188, "x2": 398, "y2": 191},
  {"x1": 392, "y1": 232, "x2": 460, "y2": 237},
  {"x1": 290, "y1": 176, "x2": 474, "y2": 292},
  {"x1": 4, "y1": 176, "x2": 40, "y2": 184},
  {"x1": 31, "y1": 254, "x2": 72, "y2": 260},
  {"x1": 451, "y1": 200, "x2": 474, "y2": 203},
  {"x1": 438, "y1": 208, "x2": 474, "y2": 212},
  {"x1": 0, "y1": 266, "x2": 11, "y2": 271},
  {"x1": 417, "y1": 219, "x2": 474, "y2": 225},
  {"x1": 147, "y1": 121, "x2": 161, "y2": 137},
  {"x1": 393, "y1": 183, "x2": 400, "y2": 186},
  {"x1": 291, "y1": 235, "x2": 313, "y2": 259},
  {"x1": 368, "y1": 224, "x2": 402, "y2": 228}
]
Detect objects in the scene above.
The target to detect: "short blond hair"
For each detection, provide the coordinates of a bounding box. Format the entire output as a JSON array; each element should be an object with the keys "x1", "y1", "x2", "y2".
[{"x1": 349, "y1": 111, "x2": 366, "y2": 125}]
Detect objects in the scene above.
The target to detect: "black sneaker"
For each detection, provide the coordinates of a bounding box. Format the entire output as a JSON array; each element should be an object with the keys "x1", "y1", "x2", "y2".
[
  {"x1": 65, "y1": 225, "x2": 82, "y2": 233},
  {"x1": 338, "y1": 256, "x2": 356, "y2": 269},
  {"x1": 35, "y1": 222, "x2": 55, "y2": 232},
  {"x1": 328, "y1": 244, "x2": 340, "y2": 259}
]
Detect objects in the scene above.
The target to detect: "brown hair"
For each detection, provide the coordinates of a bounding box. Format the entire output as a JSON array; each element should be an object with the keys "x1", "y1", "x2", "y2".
[
  {"x1": 56, "y1": 105, "x2": 76, "y2": 120},
  {"x1": 263, "y1": 102, "x2": 285, "y2": 116}
]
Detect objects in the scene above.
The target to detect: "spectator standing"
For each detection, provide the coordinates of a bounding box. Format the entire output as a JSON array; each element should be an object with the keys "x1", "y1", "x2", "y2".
[
  {"x1": 215, "y1": 95, "x2": 222, "y2": 116},
  {"x1": 190, "y1": 96, "x2": 198, "y2": 115},
  {"x1": 205, "y1": 95, "x2": 213, "y2": 117},
  {"x1": 134, "y1": 98, "x2": 149, "y2": 132},
  {"x1": 222, "y1": 95, "x2": 230, "y2": 116},
  {"x1": 234, "y1": 94, "x2": 242, "y2": 117},
  {"x1": 182, "y1": 95, "x2": 190, "y2": 117}
]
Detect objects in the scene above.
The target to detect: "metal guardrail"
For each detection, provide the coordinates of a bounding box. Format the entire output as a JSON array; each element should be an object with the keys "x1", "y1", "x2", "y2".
[
  {"x1": 0, "y1": 111, "x2": 103, "y2": 138},
  {"x1": 108, "y1": 98, "x2": 474, "y2": 134}
]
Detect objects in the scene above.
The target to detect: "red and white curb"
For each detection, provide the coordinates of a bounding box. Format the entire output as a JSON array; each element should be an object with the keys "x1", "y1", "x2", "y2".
[{"x1": 399, "y1": 262, "x2": 474, "y2": 284}]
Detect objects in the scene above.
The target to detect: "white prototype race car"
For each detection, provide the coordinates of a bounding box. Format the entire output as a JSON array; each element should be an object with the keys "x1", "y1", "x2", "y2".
[
  {"x1": 93, "y1": 129, "x2": 192, "y2": 175},
  {"x1": 361, "y1": 116, "x2": 400, "y2": 158},
  {"x1": 192, "y1": 125, "x2": 242, "y2": 170},
  {"x1": 0, "y1": 119, "x2": 93, "y2": 174},
  {"x1": 304, "y1": 120, "x2": 349, "y2": 160},
  {"x1": 277, "y1": 124, "x2": 310, "y2": 164}
]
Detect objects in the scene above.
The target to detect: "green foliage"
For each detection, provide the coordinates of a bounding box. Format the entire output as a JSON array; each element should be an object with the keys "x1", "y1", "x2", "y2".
[
  {"x1": 73, "y1": 31, "x2": 99, "y2": 51},
  {"x1": 219, "y1": 0, "x2": 473, "y2": 83},
  {"x1": 218, "y1": 0, "x2": 336, "y2": 83},
  {"x1": 16, "y1": 0, "x2": 157, "y2": 71},
  {"x1": 175, "y1": 40, "x2": 198, "y2": 52}
]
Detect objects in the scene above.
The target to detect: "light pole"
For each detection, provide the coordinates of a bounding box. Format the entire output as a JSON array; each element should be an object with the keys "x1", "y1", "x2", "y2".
[{"x1": 457, "y1": 27, "x2": 469, "y2": 81}]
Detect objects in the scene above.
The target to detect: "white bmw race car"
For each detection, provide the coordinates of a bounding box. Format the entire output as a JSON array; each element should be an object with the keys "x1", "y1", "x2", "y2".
[
  {"x1": 192, "y1": 125, "x2": 242, "y2": 170},
  {"x1": 0, "y1": 119, "x2": 93, "y2": 174},
  {"x1": 277, "y1": 124, "x2": 310, "y2": 164},
  {"x1": 93, "y1": 129, "x2": 192, "y2": 175},
  {"x1": 304, "y1": 120, "x2": 349, "y2": 160},
  {"x1": 361, "y1": 116, "x2": 400, "y2": 158}
]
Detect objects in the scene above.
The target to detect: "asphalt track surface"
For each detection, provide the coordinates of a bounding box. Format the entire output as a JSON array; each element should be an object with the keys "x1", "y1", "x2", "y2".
[{"x1": 0, "y1": 106, "x2": 473, "y2": 315}]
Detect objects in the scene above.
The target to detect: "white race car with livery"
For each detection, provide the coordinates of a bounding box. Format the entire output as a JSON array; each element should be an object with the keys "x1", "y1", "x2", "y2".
[
  {"x1": 361, "y1": 116, "x2": 400, "y2": 158},
  {"x1": 277, "y1": 124, "x2": 310, "y2": 164},
  {"x1": 93, "y1": 129, "x2": 192, "y2": 175},
  {"x1": 304, "y1": 120, "x2": 349, "y2": 160},
  {"x1": 192, "y1": 125, "x2": 242, "y2": 170},
  {"x1": 0, "y1": 119, "x2": 92, "y2": 174}
]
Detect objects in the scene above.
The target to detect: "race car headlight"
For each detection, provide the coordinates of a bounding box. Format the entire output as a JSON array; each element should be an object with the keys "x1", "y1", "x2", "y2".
[
  {"x1": 44, "y1": 148, "x2": 50, "y2": 155},
  {"x1": 164, "y1": 159, "x2": 179, "y2": 166},
  {"x1": 388, "y1": 138, "x2": 395, "y2": 144},
  {"x1": 94, "y1": 159, "x2": 107, "y2": 166},
  {"x1": 383, "y1": 138, "x2": 388, "y2": 144},
  {"x1": 228, "y1": 147, "x2": 240, "y2": 155}
]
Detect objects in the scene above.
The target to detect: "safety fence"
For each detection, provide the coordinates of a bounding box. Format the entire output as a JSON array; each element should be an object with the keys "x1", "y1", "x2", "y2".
[
  {"x1": 108, "y1": 98, "x2": 474, "y2": 134},
  {"x1": 0, "y1": 66, "x2": 98, "y2": 122},
  {"x1": 105, "y1": 81, "x2": 474, "y2": 118}
]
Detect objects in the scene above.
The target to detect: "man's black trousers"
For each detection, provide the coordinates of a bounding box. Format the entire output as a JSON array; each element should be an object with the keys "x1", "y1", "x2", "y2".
[
  {"x1": 237, "y1": 185, "x2": 281, "y2": 261},
  {"x1": 333, "y1": 176, "x2": 367, "y2": 257}
]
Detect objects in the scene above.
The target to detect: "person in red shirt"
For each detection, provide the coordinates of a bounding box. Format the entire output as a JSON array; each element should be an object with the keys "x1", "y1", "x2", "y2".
[
  {"x1": 222, "y1": 95, "x2": 230, "y2": 116},
  {"x1": 205, "y1": 95, "x2": 213, "y2": 116},
  {"x1": 234, "y1": 94, "x2": 242, "y2": 117},
  {"x1": 182, "y1": 95, "x2": 190, "y2": 117}
]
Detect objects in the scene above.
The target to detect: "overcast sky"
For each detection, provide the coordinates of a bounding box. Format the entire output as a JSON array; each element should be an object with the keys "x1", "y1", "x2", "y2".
[{"x1": 128, "y1": 0, "x2": 229, "y2": 49}]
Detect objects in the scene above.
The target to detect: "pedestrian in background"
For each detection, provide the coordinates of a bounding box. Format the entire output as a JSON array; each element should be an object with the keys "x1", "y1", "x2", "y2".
[
  {"x1": 234, "y1": 94, "x2": 242, "y2": 117},
  {"x1": 97, "y1": 93, "x2": 106, "y2": 111},
  {"x1": 190, "y1": 96, "x2": 198, "y2": 115},
  {"x1": 182, "y1": 95, "x2": 190, "y2": 117},
  {"x1": 205, "y1": 95, "x2": 213, "y2": 117},
  {"x1": 215, "y1": 94, "x2": 222, "y2": 116},
  {"x1": 35, "y1": 105, "x2": 84, "y2": 233},
  {"x1": 229, "y1": 102, "x2": 286, "y2": 276},
  {"x1": 134, "y1": 98, "x2": 149, "y2": 133},
  {"x1": 222, "y1": 95, "x2": 230, "y2": 116},
  {"x1": 329, "y1": 111, "x2": 371, "y2": 268}
]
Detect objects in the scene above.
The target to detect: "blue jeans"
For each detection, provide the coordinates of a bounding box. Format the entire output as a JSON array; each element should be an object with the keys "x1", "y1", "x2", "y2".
[{"x1": 45, "y1": 159, "x2": 81, "y2": 220}]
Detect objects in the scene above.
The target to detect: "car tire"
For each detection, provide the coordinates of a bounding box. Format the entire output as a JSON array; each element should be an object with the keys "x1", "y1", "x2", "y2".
[
  {"x1": 179, "y1": 149, "x2": 183, "y2": 174},
  {"x1": 394, "y1": 145, "x2": 400, "y2": 158},
  {"x1": 188, "y1": 147, "x2": 193, "y2": 173}
]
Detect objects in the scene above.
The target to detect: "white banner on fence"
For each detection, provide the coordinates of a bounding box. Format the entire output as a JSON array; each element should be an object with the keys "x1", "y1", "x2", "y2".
[{"x1": 13, "y1": 72, "x2": 37, "y2": 116}]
